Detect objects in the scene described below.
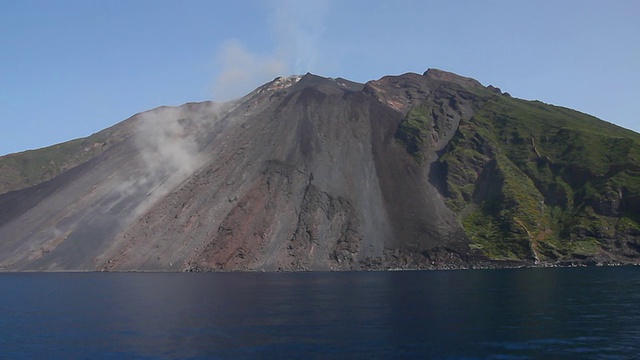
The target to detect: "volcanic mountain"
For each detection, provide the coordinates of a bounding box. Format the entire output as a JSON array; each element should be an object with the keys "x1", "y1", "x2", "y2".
[{"x1": 1, "y1": 69, "x2": 639, "y2": 271}]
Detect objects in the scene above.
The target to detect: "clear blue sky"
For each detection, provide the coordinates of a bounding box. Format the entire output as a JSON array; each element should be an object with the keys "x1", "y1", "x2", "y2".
[{"x1": 1, "y1": 0, "x2": 638, "y2": 156}]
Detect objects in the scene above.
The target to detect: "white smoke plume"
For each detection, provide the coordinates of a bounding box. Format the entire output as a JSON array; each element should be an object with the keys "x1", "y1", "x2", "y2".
[
  {"x1": 128, "y1": 105, "x2": 223, "y2": 215},
  {"x1": 108, "y1": 104, "x2": 225, "y2": 219},
  {"x1": 212, "y1": 40, "x2": 288, "y2": 101},
  {"x1": 270, "y1": 0, "x2": 329, "y2": 74},
  {"x1": 136, "y1": 107, "x2": 204, "y2": 181},
  {"x1": 211, "y1": 0, "x2": 330, "y2": 101}
]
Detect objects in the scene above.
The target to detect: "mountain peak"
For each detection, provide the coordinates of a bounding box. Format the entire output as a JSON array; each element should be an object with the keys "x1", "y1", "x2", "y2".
[
  {"x1": 267, "y1": 75, "x2": 303, "y2": 91},
  {"x1": 423, "y1": 68, "x2": 483, "y2": 89}
]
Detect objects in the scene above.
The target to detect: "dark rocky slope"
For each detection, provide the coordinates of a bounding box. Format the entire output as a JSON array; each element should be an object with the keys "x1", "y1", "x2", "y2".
[{"x1": 0, "y1": 70, "x2": 638, "y2": 271}]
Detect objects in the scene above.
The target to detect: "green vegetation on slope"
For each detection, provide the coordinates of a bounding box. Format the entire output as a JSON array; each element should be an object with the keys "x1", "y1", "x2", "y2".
[
  {"x1": 394, "y1": 104, "x2": 433, "y2": 163},
  {"x1": 0, "y1": 125, "x2": 127, "y2": 195},
  {"x1": 437, "y1": 91, "x2": 640, "y2": 262}
]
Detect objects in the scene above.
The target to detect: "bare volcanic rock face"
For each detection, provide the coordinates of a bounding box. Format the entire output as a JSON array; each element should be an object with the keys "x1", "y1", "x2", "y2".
[
  {"x1": 1, "y1": 70, "x2": 639, "y2": 271},
  {"x1": 95, "y1": 73, "x2": 479, "y2": 271}
]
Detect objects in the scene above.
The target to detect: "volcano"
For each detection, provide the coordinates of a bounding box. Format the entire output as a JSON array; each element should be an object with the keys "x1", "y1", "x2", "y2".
[{"x1": 1, "y1": 69, "x2": 639, "y2": 271}]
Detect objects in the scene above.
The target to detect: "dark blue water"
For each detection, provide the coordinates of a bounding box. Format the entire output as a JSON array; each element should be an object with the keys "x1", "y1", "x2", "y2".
[{"x1": 1, "y1": 267, "x2": 639, "y2": 359}]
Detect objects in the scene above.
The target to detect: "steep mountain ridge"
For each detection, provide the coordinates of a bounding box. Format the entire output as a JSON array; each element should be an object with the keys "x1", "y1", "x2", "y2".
[{"x1": 0, "y1": 69, "x2": 638, "y2": 271}]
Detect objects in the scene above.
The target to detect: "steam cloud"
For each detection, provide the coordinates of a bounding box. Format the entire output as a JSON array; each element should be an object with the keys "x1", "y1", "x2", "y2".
[
  {"x1": 212, "y1": 0, "x2": 330, "y2": 101},
  {"x1": 136, "y1": 107, "x2": 204, "y2": 181},
  {"x1": 270, "y1": 0, "x2": 328, "y2": 74},
  {"x1": 212, "y1": 40, "x2": 288, "y2": 101},
  {"x1": 129, "y1": 105, "x2": 222, "y2": 216},
  {"x1": 108, "y1": 105, "x2": 222, "y2": 220}
]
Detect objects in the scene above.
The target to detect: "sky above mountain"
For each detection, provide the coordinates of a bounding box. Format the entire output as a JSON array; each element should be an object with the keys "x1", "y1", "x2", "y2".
[{"x1": 1, "y1": 0, "x2": 638, "y2": 156}]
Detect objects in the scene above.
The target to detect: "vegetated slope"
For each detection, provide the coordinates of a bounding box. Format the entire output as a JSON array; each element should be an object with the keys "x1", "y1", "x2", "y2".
[
  {"x1": 432, "y1": 85, "x2": 640, "y2": 264},
  {"x1": 0, "y1": 69, "x2": 638, "y2": 271}
]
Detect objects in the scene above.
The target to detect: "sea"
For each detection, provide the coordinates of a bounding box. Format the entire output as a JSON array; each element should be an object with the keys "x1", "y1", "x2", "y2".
[{"x1": 1, "y1": 267, "x2": 639, "y2": 359}]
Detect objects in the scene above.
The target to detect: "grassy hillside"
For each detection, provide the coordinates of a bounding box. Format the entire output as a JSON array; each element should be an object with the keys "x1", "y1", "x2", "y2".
[
  {"x1": 395, "y1": 104, "x2": 433, "y2": 164},
  {"x1": 436, "y1": 91, "x2": 640, "y2": 262}
]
